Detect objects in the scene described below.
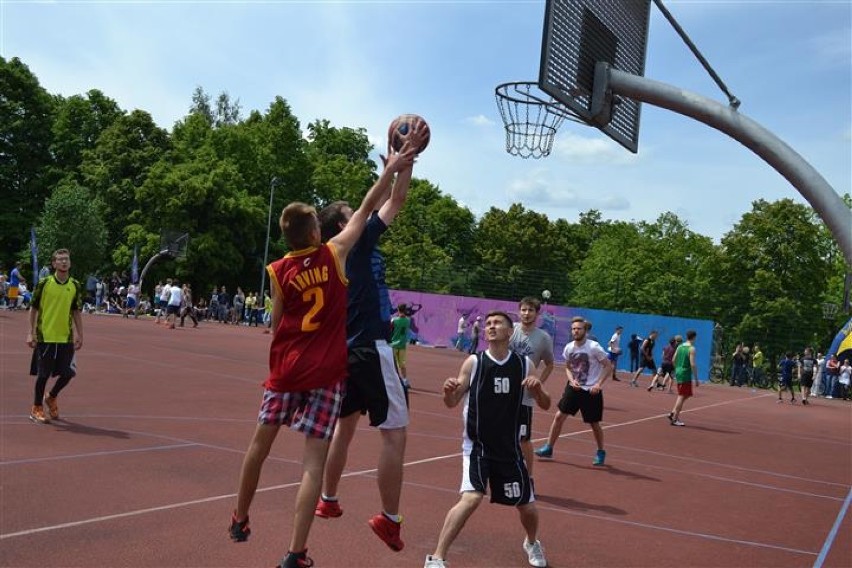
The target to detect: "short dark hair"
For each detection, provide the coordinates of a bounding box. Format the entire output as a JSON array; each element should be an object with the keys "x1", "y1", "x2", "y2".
[
  {"x1": 518, "y1": 297, "x2": 541, "y2": 312},
  {"x1": 318, "y1": 201, "x2": 350, "y2": 242},
  {"x1": 486, "y1": 310, "x2": 513, "y2": 327},
  {"x1": 686, "y1": 330, "x2": 697, "y2": 340},
  {"x1": 280, "y1": 202, "x2": 317, "y2": 250}
]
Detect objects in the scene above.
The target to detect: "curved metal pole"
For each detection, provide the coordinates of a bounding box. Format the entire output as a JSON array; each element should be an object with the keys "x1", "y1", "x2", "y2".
[
  {"x1": 598, "y1": 64, "x2": 852, "y2": 264},
  {"x1": 138, "y1": 250, "x2": 171, "y2": 302}
]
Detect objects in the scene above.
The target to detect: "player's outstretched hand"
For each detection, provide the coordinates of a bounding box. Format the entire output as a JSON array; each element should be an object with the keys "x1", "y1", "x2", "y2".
[{"x1": 381, "y1": 143, "x2": 417, "y2": 174}]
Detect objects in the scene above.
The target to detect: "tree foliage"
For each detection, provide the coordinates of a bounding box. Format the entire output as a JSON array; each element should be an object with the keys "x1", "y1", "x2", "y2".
[{"x1": 36, "y1": 180, "x2": 107, "y2": 279}]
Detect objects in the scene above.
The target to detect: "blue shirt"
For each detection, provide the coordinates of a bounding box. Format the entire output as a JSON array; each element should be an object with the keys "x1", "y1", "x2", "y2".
[
  {"x1": 346, "y1": 212, "x2": 392, "y2": 346},
  {"x1": 779, "y1": 358, "x2": 796, "y2": 380}
]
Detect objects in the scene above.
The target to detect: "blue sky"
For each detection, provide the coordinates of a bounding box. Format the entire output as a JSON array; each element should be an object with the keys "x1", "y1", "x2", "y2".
[{"x1": 2, "y1": 0, "x2": 850, "y2": 242}]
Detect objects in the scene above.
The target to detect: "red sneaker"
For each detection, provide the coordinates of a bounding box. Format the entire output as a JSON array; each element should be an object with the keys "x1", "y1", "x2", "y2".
[
  {"x1": 314, "y1": 498, "x2": 342, "y2": 518},
  {"x1": 368, "y1": 513, "x2": 404, "y2": 551}
]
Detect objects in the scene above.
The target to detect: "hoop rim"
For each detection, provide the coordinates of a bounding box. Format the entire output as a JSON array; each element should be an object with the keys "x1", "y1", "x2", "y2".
[{"x1": 495, "y1": 81, "x2": 586, "y2": 123}]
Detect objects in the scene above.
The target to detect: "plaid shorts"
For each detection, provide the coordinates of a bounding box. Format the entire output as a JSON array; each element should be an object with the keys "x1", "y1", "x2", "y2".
[{"x1": 258, "y1": 383, "x2": 344, "y2": 439}]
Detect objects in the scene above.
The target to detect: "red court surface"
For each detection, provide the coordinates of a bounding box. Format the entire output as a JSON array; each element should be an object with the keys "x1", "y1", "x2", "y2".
[{"x1": 1, "y1": 310, "x2": 850, "y2": 567}]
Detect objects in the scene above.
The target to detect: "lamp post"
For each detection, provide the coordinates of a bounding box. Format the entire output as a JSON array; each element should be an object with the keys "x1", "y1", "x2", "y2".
[
  {"x1": 541, "y1": 289, "x2": 551, "y2": 306},
  {"x1": 259, "y1": 176, "x2": 279, "y2": 303}
]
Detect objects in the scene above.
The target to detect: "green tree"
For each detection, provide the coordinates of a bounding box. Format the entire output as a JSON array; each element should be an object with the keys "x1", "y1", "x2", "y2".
[
  {"x1": 382, "y1": 178, "x2": 476, "y2": 293},
  {"x1": 0, "y1": 56, "x2": 55, "y2": 258},
  {"x1": 36, "y1": 181, "x2": 108, "y2": 279},
  {"x1": 716, "y1": 198, "x2": 834, "y2": 361},
  {"x1": 50, "y1": 89, "x2": 123, "y2": 175},
  {"x1": 306, "y1": 119, "x2": 376, "y2": 207},
  {"x1": 80, "y1": 109, "x2": 171, "y2": 252}
]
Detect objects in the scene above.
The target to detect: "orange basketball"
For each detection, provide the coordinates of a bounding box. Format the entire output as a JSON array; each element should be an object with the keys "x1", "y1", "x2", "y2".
[{"x1": 388, "y1": 114, "x2": 430, "y2": 154}]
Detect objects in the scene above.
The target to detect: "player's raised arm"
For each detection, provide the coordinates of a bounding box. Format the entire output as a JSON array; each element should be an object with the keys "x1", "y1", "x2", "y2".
[
  {"x1": 444, "y1": 355, "x2": 474, "y2": 408},
  {"x1": 378, "y1": 122, "x2": 429, "y2": 226},
  {"x1": 330, "y1": 143, "x2": 417, "y2": 260}
]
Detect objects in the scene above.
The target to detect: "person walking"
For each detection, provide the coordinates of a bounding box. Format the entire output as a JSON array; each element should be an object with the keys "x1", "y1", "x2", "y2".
[
  {"x1": 534, "y1": 316, "x2": 612, "y2": 466},
  {"x1": 798, "y1": 348, "x2": 817, "y2": 405},
  {"x1": 390, "y1": 304, "x2": 412, "y2": 388},
  {"x1": 607, "y1": 326, "x2": 623, "y2": 381},
  {"x1": 229, "y1": 141, "x2": 418, "y2": 568},
  {"x1": 629, "y1": 331, "x2": 658, "y2": 387},
  {"x1": 509, "y1": 296, "x2": 554, "y2": 478},
  {"x1": 668, "y1": 330, "x2": 699, "y2": 426},
  {"x1": 777, "y1": 353, "x2": 797, "y2": 404},
  {"x1": 424, "y1": 311, "x2": 550, "y2": 568},
  {"x1": 468, "y1": 316, "x2": 482, "y2": 354},
  {"x1": 26, "y1": 249, "x2": 84, "y2": 424}
]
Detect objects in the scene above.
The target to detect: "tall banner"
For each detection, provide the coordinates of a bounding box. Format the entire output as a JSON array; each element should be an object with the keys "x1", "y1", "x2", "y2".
[
  {"x1": 131, "y1": 245, "x2": 139, "y2": 284},
  {"x1": 29, "y1": 226, "x2": 38, "y2": 288}
]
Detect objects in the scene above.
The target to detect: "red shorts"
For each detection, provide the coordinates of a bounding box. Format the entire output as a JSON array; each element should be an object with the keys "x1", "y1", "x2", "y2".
[
  {"x1": 257, "y1": 384, "x2": 344, "y2": 439},
  {"x1": 676, "y1": 382, "x2": 693, "y2": 398}
]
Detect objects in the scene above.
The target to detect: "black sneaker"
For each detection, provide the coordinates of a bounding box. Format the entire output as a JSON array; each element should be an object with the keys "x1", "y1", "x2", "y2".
[
  {"x1": 279, "y1": 550, "x2": 314, "y2": 568},
  {"x1": 229, "y1": 512, "x2": 251, "y2": 542},
  {"x1": 667, "y1": 412, "x2": 674, "y2": 423}
]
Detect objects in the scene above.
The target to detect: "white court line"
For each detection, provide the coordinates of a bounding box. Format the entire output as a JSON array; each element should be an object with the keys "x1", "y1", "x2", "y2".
[
  {"x1": 0, "y1": 391, "x2": 830, "y2": 554},
  {"x1": 0, "y1": 443, "x2": 196, "y2": 466},
  {"x1": 813, "y1": 487, "x2": 852, "y2": 568}
]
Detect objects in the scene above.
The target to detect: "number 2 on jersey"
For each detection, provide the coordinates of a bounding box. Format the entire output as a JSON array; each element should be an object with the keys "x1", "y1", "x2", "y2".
[{"x1": 301, "y1": 287, "x2": 324, "y2": 331}]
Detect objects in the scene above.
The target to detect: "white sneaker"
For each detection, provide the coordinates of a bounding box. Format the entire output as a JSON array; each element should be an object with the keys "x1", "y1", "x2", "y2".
[
  {"x1": 424, "y1": 555, "x2": 447, "y2": 568},
  {"x1": 523, "y1": 538, "x2": 547, "y2": 567}
]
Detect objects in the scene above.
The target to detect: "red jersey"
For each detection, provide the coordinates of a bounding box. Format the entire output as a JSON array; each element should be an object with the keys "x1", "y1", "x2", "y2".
[{"x1": 264, "y1": 243, "x2": 349, "y2": 392}]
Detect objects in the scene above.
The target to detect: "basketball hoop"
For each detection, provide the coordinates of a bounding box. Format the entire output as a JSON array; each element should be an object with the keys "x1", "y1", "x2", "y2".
[
  {"x1": 822, "y1": 302, "x2": 839, "y2": 320},
  {"x1": 159, "y1": 229, "x2": 190, "y2": 260},
  {"x1": 495, "y1": 82, "x2": 585, "y2": 159}
]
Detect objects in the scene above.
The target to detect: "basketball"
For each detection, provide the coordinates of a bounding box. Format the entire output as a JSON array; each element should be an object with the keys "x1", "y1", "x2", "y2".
[{"x1": 388, "y1": 114, "x2": 430, "y2": 154}]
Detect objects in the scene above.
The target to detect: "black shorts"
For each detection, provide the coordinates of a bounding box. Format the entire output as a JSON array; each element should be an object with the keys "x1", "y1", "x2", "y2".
[
  {"x1": 34, "y1": 343, "x2": 76, "y2": 380},
  {"x1": 800, "y1": 372, "x2": 814, "y2": 388},
  {"x1": 641, "y1": 358, "x2": 656, "y2": 371},
  {"x1": 557, "y1": 386, "x2": 604, "y2": 424},
  {"x1": 461, "y1": 454, "x2": 534, "y2": 506},
  {"x1": 660, "y1": 362, "x2": 675, "y2": 375},
  {"x1": 166, "y1": 305, "x2": 180, "y2": 315},
  {"x1": 519, "y1": 405, "x2": 533, "y2": 442},
  {"x1": 340, "y1": 341, "x2": 409, "y2": 429}
]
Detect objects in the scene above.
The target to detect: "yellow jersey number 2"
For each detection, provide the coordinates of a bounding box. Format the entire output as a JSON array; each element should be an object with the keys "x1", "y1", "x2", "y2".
[{"x1": 301, "y1": 287, "x2": 324, "y2": 332}]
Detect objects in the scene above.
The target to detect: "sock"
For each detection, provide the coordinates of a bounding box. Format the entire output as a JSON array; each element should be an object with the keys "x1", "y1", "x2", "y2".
[
  {"x1": 321, "y1": 494, "x2": 337, "y2": 502},
  {"x1": 383, "y1": 512, "x2": 402, "y2": 523}
]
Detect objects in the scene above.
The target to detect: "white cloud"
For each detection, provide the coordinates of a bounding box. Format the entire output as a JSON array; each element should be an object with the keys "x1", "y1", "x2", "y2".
[
  {"x1": 552, "y1": 132, "x2": 643, "y2": 165},
  {"x1": 464, "y1": 114, "x2": 495, "y2": 127},
  {"x1": 505, "y1": 168, "x2": 631, "y2": 213}
]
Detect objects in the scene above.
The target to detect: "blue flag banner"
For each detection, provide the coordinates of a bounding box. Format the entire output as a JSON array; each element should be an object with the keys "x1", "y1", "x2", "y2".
[
  {"x1": 131, "y1": 245, "x2": 139, "y2": 284},
  {"x1": 30, "y1": 227, "x2": 38, "y2": 288}
]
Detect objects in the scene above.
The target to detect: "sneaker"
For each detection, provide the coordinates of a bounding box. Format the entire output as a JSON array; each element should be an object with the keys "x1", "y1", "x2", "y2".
[
  {"x1": 593, "y1": 449, "x2": 606, "y2": 466},
  {"x1": 646, "y1": 385, "x2": 653, "y2": 392},
  {"x1": 29, "y1": 405, "x2": 50, "y2": 424},
  {"x1": 776, "y1": 399, "x2": 784, "y2": 404},
  {"x1": 612, "y1": 376, "x2": 621, "y2": 381},
  {"x1": 667, "y1": 412, "x2": 674, "y2": 423},
  {"x1": 44, "y1": 395, "x2": 60, "y2": 420},
  {"x1": 424, "y1": 555, "x2": 448, "y2": 568},
  {"x1": 314, "y1": 497, "x2": 343, "y2": 518},
  {"x1": 278, "y1": 550, "x2": 314, "y2": 568},
  {"x1": 368, "y1": 513, "x2": 404, "y2": 551},
  {"x1": 671, "y1": 420, "x2": 685, "y2": 426},
  {"x1": 790, "y1": 399, "x2": 797, "y2": 404},
  {"x1": 523, "y1": 538, "x2": 547, "y2": 567},
  {"x1": 228, "y1": 512, "x2": 251, "y2": 542},
  {"x1": 534, "y1": 444, "x2": 553, "y2": 459},
  {"x1": 802, "y1": 399, "x2": 809, "y2": 405}
]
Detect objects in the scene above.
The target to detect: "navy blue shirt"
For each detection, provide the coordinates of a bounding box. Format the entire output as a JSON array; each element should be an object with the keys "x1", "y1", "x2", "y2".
[
  {"x1": 346, "y1": 212, "x2": 392, "y2": 346},
  {"x1": 779, "y1": 358, "x2": 796, "y2": 380}
]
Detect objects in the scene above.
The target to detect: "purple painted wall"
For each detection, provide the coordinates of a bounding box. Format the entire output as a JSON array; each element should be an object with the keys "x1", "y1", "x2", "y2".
[{"x1": 389, "y1": 289, "x2": 715, "y2": 379}]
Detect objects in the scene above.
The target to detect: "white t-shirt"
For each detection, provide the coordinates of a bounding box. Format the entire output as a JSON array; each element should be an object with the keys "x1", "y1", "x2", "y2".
[
  {"x1": 168, "y1": 285, "x2": 183, "y2": 307},
  {"x1": 127, "y1": 284, "x2": 139, "y2": 300},
  {"x1": 840, "y1": 364, "x2": 852, "y2": 386},
  {"x1": 608, "y1": 332, "x2": 622, "y2": 354},
  {"x1": 563, "y1": 339, "x2": 609, "y2": 391},
  {"x1": 159, "y1": 285, "x2": 172, "y2": 302},
  {"x1": 457, "y1": 316, "x2": 466, "y2": 334}
]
